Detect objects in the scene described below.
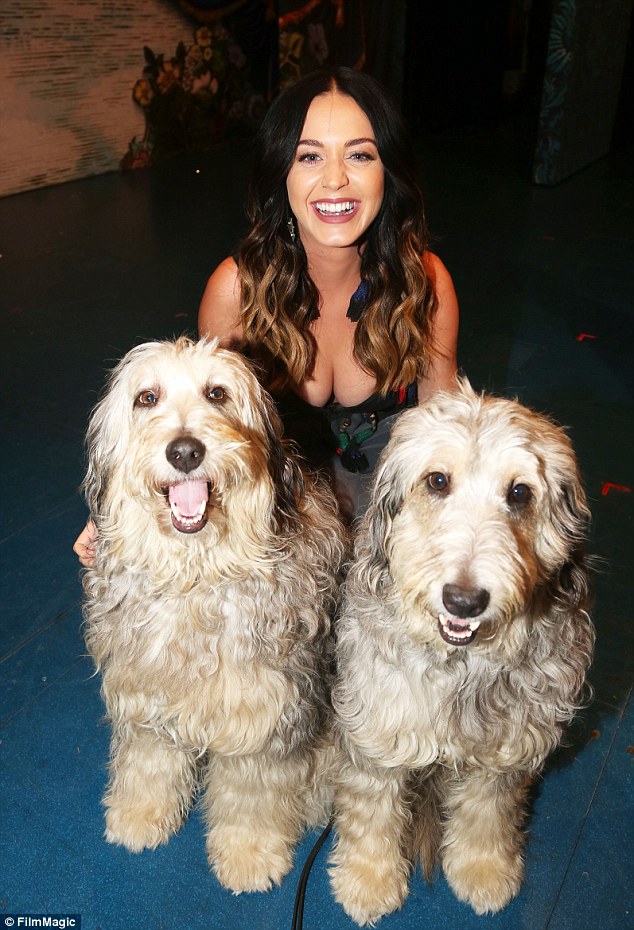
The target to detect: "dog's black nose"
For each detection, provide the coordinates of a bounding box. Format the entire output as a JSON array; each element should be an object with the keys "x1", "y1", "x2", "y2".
[
  {"x1": 165, "y1": 436, "x2": 206, "y2": 474},
  {"x1": 442, "y1": 583, "x2": 490, "y2": 618}
]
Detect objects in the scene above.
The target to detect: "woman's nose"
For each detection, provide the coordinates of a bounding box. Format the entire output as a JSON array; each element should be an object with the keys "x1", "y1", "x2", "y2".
[{"x1": 322, "y1": 159, "x2": 348, "y2": 190}]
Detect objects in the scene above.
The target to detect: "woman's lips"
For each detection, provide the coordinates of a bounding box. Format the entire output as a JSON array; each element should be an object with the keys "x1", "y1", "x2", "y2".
[{"x1": 310, "y1": 199, "x2": 360, "y2": 222}]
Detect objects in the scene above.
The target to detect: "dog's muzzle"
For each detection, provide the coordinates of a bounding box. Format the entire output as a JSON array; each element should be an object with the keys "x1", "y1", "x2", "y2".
[
  {"x1": 165, "y1": 436, "x2": 209, "y2": 533},
  {"x1": 438, "y1": 583, "x2": 490, "y2": 646}
]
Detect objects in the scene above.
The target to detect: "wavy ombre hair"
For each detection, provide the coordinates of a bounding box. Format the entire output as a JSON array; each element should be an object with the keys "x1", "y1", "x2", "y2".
[{"x1": 237, "y1": 67, "x2": 437, "y2": 395}]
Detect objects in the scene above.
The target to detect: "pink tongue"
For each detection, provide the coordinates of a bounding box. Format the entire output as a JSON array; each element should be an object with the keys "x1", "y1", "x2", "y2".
[
  {"x1": 168, "y1": 480, "x2": 209, "y2": 516},
  {"x1": 448, "y1": 618, "x2": 470, "y2": 630}
]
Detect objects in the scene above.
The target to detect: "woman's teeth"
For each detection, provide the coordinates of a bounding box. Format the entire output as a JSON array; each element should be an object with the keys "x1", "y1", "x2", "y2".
[{"x1": 315, "y1": 201, "x2": 356, "y2": 215}]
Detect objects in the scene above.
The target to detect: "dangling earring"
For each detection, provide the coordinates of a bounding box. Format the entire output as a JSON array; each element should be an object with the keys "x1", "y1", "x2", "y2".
[{"x1": 287, "y1": 215, "x2": 296, "y2": 243}]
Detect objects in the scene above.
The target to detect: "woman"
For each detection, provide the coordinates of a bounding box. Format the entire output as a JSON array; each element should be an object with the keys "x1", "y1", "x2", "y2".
[
  {"x1": 74, "y1": 67, "x2": 458, "y2": 562},
  {"x1": 199, "y1": 66, "x2": 458, "y2": 518}
]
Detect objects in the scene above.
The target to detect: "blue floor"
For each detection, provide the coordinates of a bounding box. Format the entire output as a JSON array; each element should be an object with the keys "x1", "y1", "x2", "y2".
[{"x1": 1, "y1": 121, "x2": 632, "y2": 930}]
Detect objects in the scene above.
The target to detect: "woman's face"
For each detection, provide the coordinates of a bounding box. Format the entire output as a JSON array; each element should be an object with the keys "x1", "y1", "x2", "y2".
[{"x1": 286, "y1": 91, "x2": 385, "y2": 254}]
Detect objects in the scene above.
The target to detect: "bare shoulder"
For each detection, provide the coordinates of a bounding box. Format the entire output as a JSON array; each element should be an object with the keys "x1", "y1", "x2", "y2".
[
  {"x1": 419, "y1": 251, "x2": 460, "y2": 400},
  {"x1": 198, "y1": 256, "x2": 243, "y2": 345},
  {"x1": 424, "y1": 251, "x2": 456, "y2": 301}
]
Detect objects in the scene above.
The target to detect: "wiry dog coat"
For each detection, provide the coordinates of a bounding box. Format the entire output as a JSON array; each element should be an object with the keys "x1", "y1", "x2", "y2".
[
  {"x1": 81, "y1": 337, "x2": 345, "y2": 893},
  {"x1": 329, "y1": 379, "x2": 594, "y2": 924}
]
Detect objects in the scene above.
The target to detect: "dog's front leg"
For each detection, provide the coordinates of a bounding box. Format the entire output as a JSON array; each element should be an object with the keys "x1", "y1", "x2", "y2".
[
  {"x1": 441, "y1": 767, "x2": 528, "y2": 914},
  {"x1": 203, "y1": 749, "x2": 313, "y2": 893},
  {"x1": 104, "y1": 723, "x2": 197, "y2": 851},
  {"x1": 329, "y1": 759, "x2": 411, "y2": 926}
]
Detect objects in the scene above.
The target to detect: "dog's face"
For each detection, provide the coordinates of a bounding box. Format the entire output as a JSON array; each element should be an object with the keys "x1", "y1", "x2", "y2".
[
  {"x1": 83, "y1": 338, "x2": 287, "y2": 540},
  {"x1": 362, "y1": 381, "x2": 590, "y2": 652}
]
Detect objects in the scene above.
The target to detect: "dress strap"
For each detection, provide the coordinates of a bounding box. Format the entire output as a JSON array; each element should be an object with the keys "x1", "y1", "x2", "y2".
[{"x1": 346, "y1": 280, "x2": 370, "y2": 322}]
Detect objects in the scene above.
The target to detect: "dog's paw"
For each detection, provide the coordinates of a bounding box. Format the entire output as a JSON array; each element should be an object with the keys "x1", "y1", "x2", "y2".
[
  {"x1": 105, "y1": 802, "x2": 183, "y2": 852},
  {"x1": 208, "y1": 828, "x2": 294, "y2": 893},
  {"x1": 443, "y1": 852, "x2": 523, "y2": 915},
  {"x1": 329, "y1": 856, "x2": 409, "y2": 926}
]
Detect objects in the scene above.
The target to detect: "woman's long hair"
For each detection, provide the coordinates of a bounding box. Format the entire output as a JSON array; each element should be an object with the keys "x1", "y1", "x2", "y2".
[{"x1": 237, "y1": 67, "x2": 437, "y2": 396}]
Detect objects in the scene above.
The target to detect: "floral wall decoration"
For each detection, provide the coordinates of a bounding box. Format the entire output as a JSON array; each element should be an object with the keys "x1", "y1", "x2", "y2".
[
  {"x1": 122, "y1": 1, "x2": 276, "y2": 169},
  {"x1": 278, "y1": 0, "x2": 366, "y2": 89}
]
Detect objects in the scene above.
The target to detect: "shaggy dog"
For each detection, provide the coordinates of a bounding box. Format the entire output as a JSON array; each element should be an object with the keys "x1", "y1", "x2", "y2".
[
  {"x1": 81, "y1": 337, "x2": 345, "y2": 893},
  {"x1": 329, "y1": 380, "x2": 594, "y2": 924}
]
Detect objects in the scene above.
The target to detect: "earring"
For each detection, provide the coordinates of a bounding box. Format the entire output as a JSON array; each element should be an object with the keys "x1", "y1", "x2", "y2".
[{"x1": 287, "y1": 215, "x2": 296, "y2": 243}]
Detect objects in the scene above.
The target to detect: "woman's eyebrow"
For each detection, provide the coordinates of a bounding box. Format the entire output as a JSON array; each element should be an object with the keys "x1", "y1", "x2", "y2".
[{"x1": 296, "y1": 137, "x2": 377, "y2": 147}]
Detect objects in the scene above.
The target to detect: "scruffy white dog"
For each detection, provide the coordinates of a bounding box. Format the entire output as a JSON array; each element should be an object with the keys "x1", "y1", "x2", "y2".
[
  {"x1": 329, "y1": 380, "x2": 594, "y2": 924},
  {"x1": 81, "y1": 337, "x2": 345, "y2": 893}
]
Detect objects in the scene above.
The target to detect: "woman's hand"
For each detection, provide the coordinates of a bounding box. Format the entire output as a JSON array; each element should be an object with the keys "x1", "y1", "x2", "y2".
[{"x1": 73, "y1": 519, "x2": 98, "y2": 568}]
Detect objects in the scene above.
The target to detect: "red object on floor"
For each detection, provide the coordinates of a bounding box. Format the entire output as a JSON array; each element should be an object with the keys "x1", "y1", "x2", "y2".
[{"x1": 601, "y1": 483, "x2": 632, "y2": 496}]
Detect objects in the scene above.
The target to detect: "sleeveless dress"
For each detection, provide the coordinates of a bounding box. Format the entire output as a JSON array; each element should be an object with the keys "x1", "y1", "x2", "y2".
[{"x1": 279, "y1": 280, "x2": 418, "y2": 520}]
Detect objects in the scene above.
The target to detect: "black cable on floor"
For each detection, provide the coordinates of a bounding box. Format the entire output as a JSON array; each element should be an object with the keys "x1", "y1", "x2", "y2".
[{"x1": 291, "y1": 821, "x2": 333, "y2": 930}]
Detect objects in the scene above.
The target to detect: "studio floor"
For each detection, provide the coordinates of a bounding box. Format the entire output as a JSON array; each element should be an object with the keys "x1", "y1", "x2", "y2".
[{"x1": 1, "y1": 118, "x2": 632, "y2": 930}]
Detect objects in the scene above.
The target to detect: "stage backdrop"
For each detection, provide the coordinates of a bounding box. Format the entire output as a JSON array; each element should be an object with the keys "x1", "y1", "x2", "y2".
[
  {"x1": 532, "y1": 0, "x2": 633, "y2": 185},
  {"x1": 0, "y1": 0, "x2": 276, "y2": 197}
]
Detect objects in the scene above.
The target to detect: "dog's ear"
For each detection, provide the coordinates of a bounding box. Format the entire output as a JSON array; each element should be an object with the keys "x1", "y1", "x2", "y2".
[
  {"x1": 82, "y1": 390, "x2": 117, "y2": 519},
  {"x1": 232, "y1": 362, "x2": 306, "y2": 529},
  {"x1": 81, "y1": 351, "x2": 140, "y2": 520},
  {"x1": 542, "y1": 472, "x2": 594, "y2": 706},
  {"x1": 82, "y1": 417, "x2": 109, "y2": 519},
  {"x1": 259, "y1": 387, "x2": 307, "y2": 528},
  {"x1": 548, "y1": 478, "x2": 592, "y2": 613},
  {"x1": 538, "y1": 428, "x2": 592, "y2": 614},
  {"x1": 556, "y1": 478, "x2": 591, "y2": 544},
  {"x1": 357, "y1": 453, "x2": 406, "y2": 594}
]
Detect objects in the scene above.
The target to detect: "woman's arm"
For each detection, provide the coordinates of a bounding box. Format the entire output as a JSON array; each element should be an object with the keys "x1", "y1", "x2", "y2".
[
  {"x1": 198, "y1": 256, "x2": 243, "y2": 344},
  {"x1": 418, "y1": 252, "x2": 459, "y2": 402}
]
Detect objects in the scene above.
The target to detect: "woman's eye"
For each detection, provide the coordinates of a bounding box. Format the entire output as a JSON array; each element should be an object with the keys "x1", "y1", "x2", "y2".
[
  {"x1": 135, "y1": 390, "x2": 159, "y2": 407},
  {"x1": 206, "y1": 386, "x2": 226, "y2": 402},
  {"x1": 349, "y1": 151, "x2": 374, "y2": 162},
  {"x1": 426, "y1": 472, "x2": 450, "y2": 494},
  {"x1": 507, "y1": 482, "x2": 532, "y2": 506},
  {"x1": 297, "y1": 152, "x2": 320, "y2": 164}
]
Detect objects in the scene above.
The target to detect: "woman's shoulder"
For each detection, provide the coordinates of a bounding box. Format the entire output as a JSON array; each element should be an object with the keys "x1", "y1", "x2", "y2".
[
  {"x1": 198, "y1": 256, "x2": 243, "y2": 345},
  {"x1": 424, "y1": 250, "x2": 453, "y2": 288},
  {"x1": 424, "y1": 251, "x2": 458, "y2": 318},
  {"x1": 203, "y1": 255, "x2": 240, "y2": 296}
]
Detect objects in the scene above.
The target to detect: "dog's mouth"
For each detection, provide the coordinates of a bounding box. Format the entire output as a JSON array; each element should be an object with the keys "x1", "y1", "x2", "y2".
[
  {"x1": 166, "y1": 479, "x2": 210, "y2": 533},
  {"x1": 437, "y1": 614, "x2": 481, "y2": 647}
]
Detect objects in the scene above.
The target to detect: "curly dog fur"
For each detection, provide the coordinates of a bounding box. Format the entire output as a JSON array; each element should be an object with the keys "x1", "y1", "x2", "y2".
[
  {"x1": 81, "y1": 337, "x2": 345, "y2": 893},
  {"x1": 329, "y1": 379, "x2": 594, "y2": 924}
]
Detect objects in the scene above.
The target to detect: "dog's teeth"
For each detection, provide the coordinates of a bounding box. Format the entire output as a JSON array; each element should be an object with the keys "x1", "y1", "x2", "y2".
[
  {"x1": 171, "y1": 501, "x2": 206, "y2": 520},
  {"x1": 438, "y1": 612, "x2": 480, "y2": 643},
  {"x1": 447, "y1": 627, "x2": 470, "y2": 639}
]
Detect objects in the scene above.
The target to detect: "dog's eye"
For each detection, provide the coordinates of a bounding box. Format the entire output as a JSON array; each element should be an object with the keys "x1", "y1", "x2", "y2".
[
  {"x1": 135, "y1": 389, "x2": 159, "y2": 407},
  {"x1": 427, "y1": 472, "x2": 450, "y2": 494},
  {"x1": 206, "y1": 386, "x2": 226, "y2": 402},
  {"x1": 507, "y1": 482, "x2": 532, "y2": 506}
]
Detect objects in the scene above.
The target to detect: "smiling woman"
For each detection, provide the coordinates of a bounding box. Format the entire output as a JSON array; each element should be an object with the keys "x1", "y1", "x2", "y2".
[
  {"x1": 196, "y1": 66, "x2": 459, "y2": 520},
  {"x1": 286, "y1": 92, "x2": 385, "y2": 253}
]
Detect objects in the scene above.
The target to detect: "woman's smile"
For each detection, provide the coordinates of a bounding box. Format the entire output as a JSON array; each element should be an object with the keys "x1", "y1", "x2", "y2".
[{"x1": 311, "y1": 198, "x2": 361, "y2": 221}]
